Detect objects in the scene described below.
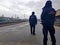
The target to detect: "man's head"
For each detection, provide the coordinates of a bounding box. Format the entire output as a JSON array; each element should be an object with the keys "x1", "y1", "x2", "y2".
[{"x1": 32, "y1": 12, "x2": 35, "y2": 15}]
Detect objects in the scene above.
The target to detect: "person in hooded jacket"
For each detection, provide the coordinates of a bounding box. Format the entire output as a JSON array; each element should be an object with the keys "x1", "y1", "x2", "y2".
[
  {"x1": 29, "y1": 12, "x2": 37, "y2": 35},
  {"x1": 41, "y1": 1, "x2": 56, "y2": 45}
]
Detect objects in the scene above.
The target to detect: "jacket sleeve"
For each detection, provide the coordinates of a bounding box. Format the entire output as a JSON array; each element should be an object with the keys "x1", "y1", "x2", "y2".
[
  {"x1": 41, "y1": 9, "x2": 47, "y2": 22},
  {"x1": 49, "y1": 8, "x2": 56, "y2": 15}
]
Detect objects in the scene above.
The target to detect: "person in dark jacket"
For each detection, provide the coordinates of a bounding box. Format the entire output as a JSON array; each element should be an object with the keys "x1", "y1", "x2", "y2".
[
  {"x1": 41, "y1": 1, "x2": 56, "y2": 45},
  {"x1": 29, "y1": 12, "x2": 37, "y2": 35}
]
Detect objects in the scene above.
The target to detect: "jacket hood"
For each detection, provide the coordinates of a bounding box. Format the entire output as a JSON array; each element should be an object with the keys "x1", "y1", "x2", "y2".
[{"x1": 43, "y1": 1, "x2": 52, "y2": 9}]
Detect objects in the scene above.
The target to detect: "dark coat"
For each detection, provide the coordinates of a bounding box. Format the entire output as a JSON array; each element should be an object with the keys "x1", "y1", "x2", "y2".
[
  {"x1": 41, "y1": 7, "x2": 56, "y2": 26},
  {"x1": 29, "y1": 15, "x2": 37, "y2": 26}
]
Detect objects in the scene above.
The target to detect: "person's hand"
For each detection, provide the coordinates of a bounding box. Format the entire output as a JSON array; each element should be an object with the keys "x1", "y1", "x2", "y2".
[
  {"x1": 35, "y1": 23, "x2": 37, "y2": 25},
  {"x1": 40, "y1": 22, "x2": 42, "y2": 24},
  {"x1": 49, "y1": 11, "x2": 55, "y2": 14}
]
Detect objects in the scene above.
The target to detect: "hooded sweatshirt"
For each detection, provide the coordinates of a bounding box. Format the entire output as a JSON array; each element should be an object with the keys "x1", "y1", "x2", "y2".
[{"x1": 41, "y1": 1, "x2": 56, "y2": 26}]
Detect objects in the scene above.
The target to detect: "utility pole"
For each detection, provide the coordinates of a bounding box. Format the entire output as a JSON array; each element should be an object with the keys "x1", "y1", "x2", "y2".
[{"x1": 24, "y1": 14, "x2": 25, "y2": 19}]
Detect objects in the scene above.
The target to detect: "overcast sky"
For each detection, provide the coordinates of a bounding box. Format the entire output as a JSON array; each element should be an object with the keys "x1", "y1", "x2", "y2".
[{"x1": 0, "y1": 0, "x2": 60, "y2": 19}]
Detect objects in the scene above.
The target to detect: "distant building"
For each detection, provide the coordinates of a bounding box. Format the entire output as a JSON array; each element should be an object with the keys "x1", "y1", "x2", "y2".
[
  {"x1": 0, "y1": 17, "x2": 21, "y2": 23},
  {"x1": 56, "y1": 9, "x2": 60, "y2": 16},
  {"x1": 55, "y1": 15, "x2": 60, "y2": 22},
  {"x1": 55, "y1": 9, "x2": 60, "y2": 26}
]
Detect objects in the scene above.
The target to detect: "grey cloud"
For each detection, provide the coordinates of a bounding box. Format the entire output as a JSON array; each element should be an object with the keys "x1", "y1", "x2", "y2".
[
  {"x1": 25, "y1": 1, "x2": 47, "y2": 18},
  {"x1": 52, "y1": 0, "x2": 60, "y2": 10},
  {"x1": 0, "y1": 0, "x2": 60, "y2": 19}
]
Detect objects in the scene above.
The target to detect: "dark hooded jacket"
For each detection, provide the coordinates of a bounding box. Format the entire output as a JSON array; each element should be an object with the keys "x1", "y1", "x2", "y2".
[
  {"x1": 29, "y1": 15, "x2": 37, "y2": 26},
  {"x1": 41, "y1": 1, "x2": 56, "y2": 26}
]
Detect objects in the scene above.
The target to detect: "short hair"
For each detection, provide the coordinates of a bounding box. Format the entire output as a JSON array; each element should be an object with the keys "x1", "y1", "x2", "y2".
[{"x1": 32, "y1": 12, "x2": 35, "y2": 14}]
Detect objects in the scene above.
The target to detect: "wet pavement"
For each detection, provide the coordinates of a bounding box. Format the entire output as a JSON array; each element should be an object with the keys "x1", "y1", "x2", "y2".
[{"x1": 0, "y1": 22, "x2": 60, "y2": 45}]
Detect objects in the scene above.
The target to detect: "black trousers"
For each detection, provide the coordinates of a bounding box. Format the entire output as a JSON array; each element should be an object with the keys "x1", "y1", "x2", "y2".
[
  {"x1": 30, "y1": 25, "x2": 35, "y2": 34},
  {"x1": 42, "y1": 25, "x2": 56, "y2": 45}
]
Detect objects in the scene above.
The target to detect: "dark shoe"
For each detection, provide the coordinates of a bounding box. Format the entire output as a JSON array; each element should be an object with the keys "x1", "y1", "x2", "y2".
[
  {"x1": 33, "y1": 33, "x2": 36, "y2": 35},
  {"x1": 52, "y1": 42, "x2": 56, "y2": 45},
  {"x1": 31, "y1": 33, "x2": 32, "y2": 35}
]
